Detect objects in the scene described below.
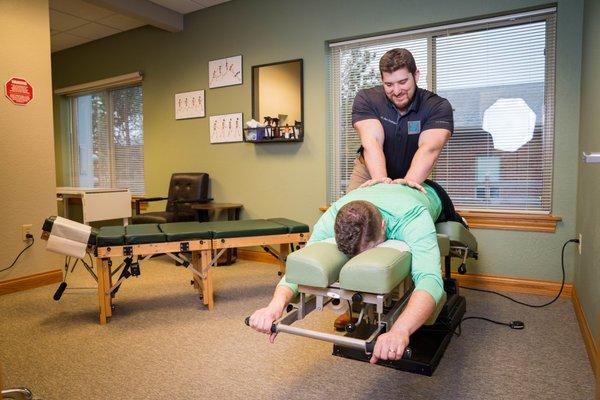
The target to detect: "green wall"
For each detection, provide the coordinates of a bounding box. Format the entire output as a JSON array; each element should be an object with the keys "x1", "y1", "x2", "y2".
[
  {"x1": 52, "y1": 0, "x2": 584, "y2": 283},
  {"x1": 575, "y1": 0, "x2": 600, "y2": 343}
]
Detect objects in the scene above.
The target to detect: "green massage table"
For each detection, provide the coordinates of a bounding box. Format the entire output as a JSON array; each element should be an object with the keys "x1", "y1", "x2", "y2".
[
  {"x1": 42, "y1": 216, "x2": 310, "y2": 324},
  {"x1": 254, "y1": 220, "x2": 478, "y2": 376}
]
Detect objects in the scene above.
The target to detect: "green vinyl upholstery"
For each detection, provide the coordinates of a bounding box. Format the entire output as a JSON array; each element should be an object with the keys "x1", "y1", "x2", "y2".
[
  {"x1": 339, "y1": 247, "x2": 412, "y2": 294},
  {"x1": 435, "y1": 221, "x2": 477, "y2": 252},
  {"x1": 43, "y1": 217, "x2": 309, "y2": 247},
  {"x1": 286, "y1": 242, "x2": 349, "y2": 288},
  {"x1": 125, "y1": 224, "x2": 166, "y2": 244}
]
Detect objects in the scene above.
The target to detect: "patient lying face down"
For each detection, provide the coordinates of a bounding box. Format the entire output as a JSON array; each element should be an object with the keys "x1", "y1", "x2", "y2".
[
  {"x1": 248, "y1": 182, "x2": 446, "y2": 364},
  {"x1": 334, "y1": 200, "x2": 386, "y2": 257}
]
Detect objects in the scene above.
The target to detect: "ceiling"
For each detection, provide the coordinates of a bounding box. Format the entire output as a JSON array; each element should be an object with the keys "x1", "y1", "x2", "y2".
[{"x1": 50, "y1": 0, "x2": 231, "y2": 52}]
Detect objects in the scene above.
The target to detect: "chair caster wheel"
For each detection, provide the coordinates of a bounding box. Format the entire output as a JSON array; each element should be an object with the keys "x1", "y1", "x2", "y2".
[
  {"x1": 458, "y1": 263, "x2": 467, "y2": 274},
  {"x1": 345, "y1": 323, "x2": 356, "y2": 333}
]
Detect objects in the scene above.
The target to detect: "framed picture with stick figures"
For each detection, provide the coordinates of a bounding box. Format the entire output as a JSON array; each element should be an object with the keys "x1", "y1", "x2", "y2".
[
  {"x1": 209, "y1": 55, "x2": 243, "y2": 88},
  {"x1": 209, "y1": 113, "x2": 243, "y2": 143}
]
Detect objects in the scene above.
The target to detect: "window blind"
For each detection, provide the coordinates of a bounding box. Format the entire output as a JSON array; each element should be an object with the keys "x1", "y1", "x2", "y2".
[
  {"x1": 328, "y1": 9, "x2": 556, "y2": 214},
  {"x1": 329, "y1": 37, "x2": 429, "y2": 200},
  {"x1": 433, "y1": 17, "x2": 555, "y2": 212},
  {"x1": 70, "y1": 85, "x2": 145, "y2": 195}
]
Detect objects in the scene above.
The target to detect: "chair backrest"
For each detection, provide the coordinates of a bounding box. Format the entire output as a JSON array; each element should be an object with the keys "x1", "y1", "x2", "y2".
[{"x1": 165, "y1": 173, "x2": 209, "y2": 220}]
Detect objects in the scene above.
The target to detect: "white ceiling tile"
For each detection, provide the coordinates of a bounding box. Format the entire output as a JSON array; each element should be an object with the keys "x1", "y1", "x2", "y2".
[
  {"x1": 49, "y1": 0, "x2": 114, "y2": 20},
  {"x1": 51, "y1": 32, "x2": 89, "y2": 52},
  {"x1": 49, "y1": 9, "x2": 88, "y2": 31},
  {"x1": 97, "y1": 13, "x2": 146, "y2": 30},
  {"x1": 196, "y1": 0, "x2": 230, "y2": 7},
  {"x1": 66, "y1": 22, "x2": 120, "y2": 40}
]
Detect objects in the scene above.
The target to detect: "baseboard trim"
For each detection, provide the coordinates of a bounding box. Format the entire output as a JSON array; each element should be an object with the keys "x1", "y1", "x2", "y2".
[
  {"x1": 452, "y1": 272, "x2": 572, "y2": 298},
  {"x1": 572, "y1": 287, "x2": 598, "y2": 381},
  {"x1": 0, "y1": 269, "x2": 63, "y2": 296}
]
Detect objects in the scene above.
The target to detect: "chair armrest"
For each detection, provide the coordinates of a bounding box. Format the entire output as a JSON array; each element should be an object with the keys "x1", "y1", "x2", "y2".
[
  {"x1": 137, "y1": 196, "x2": 169, "y2": 202},
  {"x1": 172, "y1": 198, "x2": 213, "y2": 204}
]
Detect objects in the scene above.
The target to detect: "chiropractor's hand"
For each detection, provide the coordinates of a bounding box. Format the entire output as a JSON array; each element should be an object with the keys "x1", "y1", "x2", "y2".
[
  {"x1": 359, "y1": 177, "x2": 392, "y2": 188},
  {"x1": 390, "y1": 178, "x2": 426, "y2": 193},
  {"x1": 249, "y1": 305, "x2": 283, "y2": 343},
  {"x1": 370, "y1": 328, "x2": 410, "y2": 364}
]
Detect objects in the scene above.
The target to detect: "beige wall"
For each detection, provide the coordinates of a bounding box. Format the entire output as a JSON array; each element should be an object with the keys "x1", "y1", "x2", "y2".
[{"x1": 0, "y1": 0, "x2": 61, "y2": 280}]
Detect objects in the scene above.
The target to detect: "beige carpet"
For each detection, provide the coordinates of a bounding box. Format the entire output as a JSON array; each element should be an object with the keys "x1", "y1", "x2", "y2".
[{"x1": 0, "y1": 257, "x2": 595, "y2": 399}]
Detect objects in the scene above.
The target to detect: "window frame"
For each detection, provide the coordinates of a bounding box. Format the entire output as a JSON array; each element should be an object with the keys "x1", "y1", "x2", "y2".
[
  {"x1": 328, "y1": 8, "x2": 560, "y2": 232},
  {"x1": 67, "y1": 83, "x2": 145, "y2": 195}
]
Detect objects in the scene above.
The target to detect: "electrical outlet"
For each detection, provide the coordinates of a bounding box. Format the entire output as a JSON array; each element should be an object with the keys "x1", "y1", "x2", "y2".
[
  {"x1": 22, "y1": 224, "x2": 32, "y2": 241},
  {"x1": 578, "y1": 233, "x2": 582, "y2": 255}
]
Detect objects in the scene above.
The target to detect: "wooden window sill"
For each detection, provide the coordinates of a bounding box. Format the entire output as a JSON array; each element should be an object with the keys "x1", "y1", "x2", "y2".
[{"x1": 459, "y1": 211, "x2": 562, "y2": 233}]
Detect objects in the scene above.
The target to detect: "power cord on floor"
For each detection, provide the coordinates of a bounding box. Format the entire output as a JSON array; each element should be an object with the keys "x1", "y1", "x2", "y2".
[
  {"x1": 455, "y1": 238, "x2": 578, "y2": 334},
  {"x1": 0, "y1": 234, "x2": 34, "y2": 273}
]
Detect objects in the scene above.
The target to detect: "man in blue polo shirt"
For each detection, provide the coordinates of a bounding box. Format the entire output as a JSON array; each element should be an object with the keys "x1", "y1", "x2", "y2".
[{"x1": 348, "y1": 48, "x2": 454, "y2": 193}]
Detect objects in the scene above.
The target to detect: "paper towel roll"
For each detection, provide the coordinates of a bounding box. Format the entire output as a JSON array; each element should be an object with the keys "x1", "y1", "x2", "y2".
[
  {"x1": 51, "y1": 216, "x2": 92, "y2": 243},
  {"x1": 46, "y1": 234, "x2": 87, "y2": 259}
]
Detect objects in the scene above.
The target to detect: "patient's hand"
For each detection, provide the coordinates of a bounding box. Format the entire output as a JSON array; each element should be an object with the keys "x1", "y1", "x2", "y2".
[
  {"x1": 390, "y1": 178, "x2": 426, "y2": 193},
  {"x1": 359, "y1": 177, "x2": 392, "y2": 188},
  {"x1": 249, "y1": 305, "x2": 283, "y2": 343},
  {"x1": 369, "y1": 328, "x2": 410, "y2": 364}
]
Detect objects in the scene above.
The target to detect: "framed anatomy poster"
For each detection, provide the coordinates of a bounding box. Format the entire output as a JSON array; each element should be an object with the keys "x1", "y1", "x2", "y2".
[
  {"x1": 210, "y1": 113, "x2": 243, "y2": 143},
  {"x1": 208, "y1": 55, "x2": 243, "y2": 88},
  {"x1": 175, "y1": 90, "x2": 205, "y2": 119}
]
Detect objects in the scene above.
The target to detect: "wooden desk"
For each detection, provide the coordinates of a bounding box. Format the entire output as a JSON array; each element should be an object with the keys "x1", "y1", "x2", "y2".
[
  {"x1": 192, "y1": 202, "x2": 243, "y2": 221},
  {"x1": 191, "y1": 202, "x2": 243, "y2": 264}
]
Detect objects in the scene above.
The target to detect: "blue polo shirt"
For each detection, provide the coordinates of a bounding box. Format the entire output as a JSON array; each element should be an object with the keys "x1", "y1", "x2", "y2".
[{"x1": 352, "y1": 86, "x2": 454, "y2": 179}]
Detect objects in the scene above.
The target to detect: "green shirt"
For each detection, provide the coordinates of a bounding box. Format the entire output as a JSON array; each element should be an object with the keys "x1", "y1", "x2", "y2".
[{"x1": 279, "y1": 183, "x2": 445, "y2": 305}]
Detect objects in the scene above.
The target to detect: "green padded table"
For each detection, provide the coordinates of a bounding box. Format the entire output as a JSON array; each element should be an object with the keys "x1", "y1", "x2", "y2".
[{"x1": 42, "y1": 216, "x2": 310, "y2": 324}]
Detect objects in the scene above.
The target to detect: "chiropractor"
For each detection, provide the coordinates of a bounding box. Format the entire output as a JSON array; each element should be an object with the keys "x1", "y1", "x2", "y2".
[{"x1": 347, "y1": 47, "x2": 453, "y2": 193}]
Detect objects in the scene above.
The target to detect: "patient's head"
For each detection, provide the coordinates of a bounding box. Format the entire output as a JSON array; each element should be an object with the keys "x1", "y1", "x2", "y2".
[{"x1": 334, "y1": 201, "x2": 386, "y2": 258}]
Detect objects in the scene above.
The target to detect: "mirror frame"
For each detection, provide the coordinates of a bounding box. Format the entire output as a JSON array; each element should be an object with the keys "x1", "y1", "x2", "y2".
[{"x1": 249, "y1": 58, "x2": 304, "y2": 143}]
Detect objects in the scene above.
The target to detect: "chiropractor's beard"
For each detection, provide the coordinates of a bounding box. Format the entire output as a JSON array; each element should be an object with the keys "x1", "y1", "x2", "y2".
[{"x1": 390, "y1": 92, "x2": 412, "y2": 111}]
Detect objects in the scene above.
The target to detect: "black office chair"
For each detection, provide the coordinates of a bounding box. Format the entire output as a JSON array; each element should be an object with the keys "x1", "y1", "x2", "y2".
[{"x1": 132, "y1": 173, "x2": 210, "y2": 224}]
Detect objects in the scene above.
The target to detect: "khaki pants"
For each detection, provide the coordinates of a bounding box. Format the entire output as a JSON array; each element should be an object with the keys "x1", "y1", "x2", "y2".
[{"x1": 347, "y1": 155, "x2": 372, "y2": 192}]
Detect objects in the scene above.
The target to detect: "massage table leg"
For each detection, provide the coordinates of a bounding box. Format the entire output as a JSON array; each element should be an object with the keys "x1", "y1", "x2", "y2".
[
  {"x1": 278, "y1": 244, "x2": 290, "y2": 276},
  {"x1": 199, "y1": 249, "x2": 214, "y2": 310},
  {"x1": 191, "y1": 252, "x2": 203, "y2": 298},
  {"x1": 96, "y1": 258, "x2": 111, "y2": 325}
]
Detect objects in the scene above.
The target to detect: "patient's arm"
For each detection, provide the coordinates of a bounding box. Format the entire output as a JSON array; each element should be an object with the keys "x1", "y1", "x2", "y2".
[
  {"x1": 370, "y1": 290, "x2": 435, "y2": 363},
  {"x1": 249, "y1": 285, "x2": 294, "y2": 343},
  {"x1": 371, "y1": 212, "x2": 443, "y2": 362}
]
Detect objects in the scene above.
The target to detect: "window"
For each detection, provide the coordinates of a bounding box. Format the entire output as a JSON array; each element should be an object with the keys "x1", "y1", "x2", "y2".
[
  {"x1": 69, "y1": 84, "x2": 144, "y2": 195},
  {"x1": 329, "y1": 8, "x2": 556, "y2": 215}
]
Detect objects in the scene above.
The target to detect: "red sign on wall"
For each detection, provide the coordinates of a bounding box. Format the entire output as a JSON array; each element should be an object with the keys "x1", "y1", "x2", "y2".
[{"x1": 5, "y1": 77, "x2": 34, "y2": 105}]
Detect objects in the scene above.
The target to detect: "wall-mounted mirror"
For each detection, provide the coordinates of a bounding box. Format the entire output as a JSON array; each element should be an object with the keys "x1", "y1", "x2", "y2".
[{"x1": 246, "y1": 59, "x2": 303, "y2": 143}]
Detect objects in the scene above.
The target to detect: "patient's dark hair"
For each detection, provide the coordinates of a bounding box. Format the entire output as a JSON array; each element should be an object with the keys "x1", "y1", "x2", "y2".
[{"x1": 334, "y1": 201, "x2": 383, "y2": 258}]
